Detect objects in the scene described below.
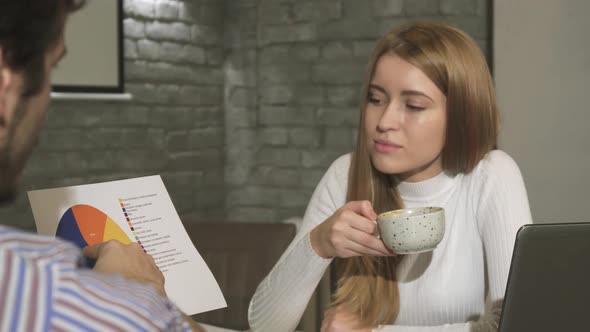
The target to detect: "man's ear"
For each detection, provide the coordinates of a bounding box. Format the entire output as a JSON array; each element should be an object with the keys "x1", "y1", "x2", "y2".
[{"x1": 0, "y1": 49, "x2": 14, "y2": 127}]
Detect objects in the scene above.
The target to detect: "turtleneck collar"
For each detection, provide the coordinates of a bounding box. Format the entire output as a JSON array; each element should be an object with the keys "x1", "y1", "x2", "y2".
[{"x1": 397, "y1": 171, "x2": 457, "y2": 202}]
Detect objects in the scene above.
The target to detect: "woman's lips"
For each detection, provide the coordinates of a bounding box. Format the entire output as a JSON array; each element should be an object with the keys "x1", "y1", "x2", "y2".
[{"x1": 374, "y1": 139, "x2": 402, "y2": 153}]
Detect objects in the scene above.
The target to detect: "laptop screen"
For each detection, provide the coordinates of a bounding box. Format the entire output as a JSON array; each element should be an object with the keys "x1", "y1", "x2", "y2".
[{"x1": 498, "y1": 223, "x2": 590, "y2": 331}]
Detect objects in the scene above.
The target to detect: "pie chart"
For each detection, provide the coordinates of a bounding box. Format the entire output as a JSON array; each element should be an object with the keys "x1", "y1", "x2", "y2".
[{"x1": 56, "y1": 204, "x2": 131, "y2": 249}]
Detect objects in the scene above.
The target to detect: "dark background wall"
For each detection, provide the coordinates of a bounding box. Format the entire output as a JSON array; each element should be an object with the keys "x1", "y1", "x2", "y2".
[
  {"x1": 1, "y1": 0, "x2": 491, "y2": 230},
  {"x1": 224, "y1": 0, "x2": 491, "y2": 223}
]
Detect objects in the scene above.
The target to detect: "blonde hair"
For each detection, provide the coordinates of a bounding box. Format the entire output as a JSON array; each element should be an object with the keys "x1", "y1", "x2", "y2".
[{"x1": 331, "y1": 21, "x2": 499, "y2": 327}]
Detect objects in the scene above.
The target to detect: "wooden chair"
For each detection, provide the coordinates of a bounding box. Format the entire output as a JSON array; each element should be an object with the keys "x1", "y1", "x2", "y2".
[{"x1": 185, "y1": 222, "x2": 297, "y2": 331}]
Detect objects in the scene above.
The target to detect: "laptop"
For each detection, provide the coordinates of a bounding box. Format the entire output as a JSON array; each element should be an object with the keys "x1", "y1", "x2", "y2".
[{"x1": 498, "y1": 223, "x2": 590, "y2": 331}]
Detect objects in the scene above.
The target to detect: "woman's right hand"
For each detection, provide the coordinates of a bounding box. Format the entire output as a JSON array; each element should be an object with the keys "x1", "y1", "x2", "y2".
[{"x1": 310, "y1": 200, "x2": 394, "y2": 258}]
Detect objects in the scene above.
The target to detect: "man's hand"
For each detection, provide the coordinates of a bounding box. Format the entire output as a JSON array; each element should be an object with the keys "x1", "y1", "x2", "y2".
[
  {"x1": 83, "y1": 240, "x2": 165, "y2": 296},
  {"x1": 84, "y1": 241, "x2": 206, "y2": 331}
]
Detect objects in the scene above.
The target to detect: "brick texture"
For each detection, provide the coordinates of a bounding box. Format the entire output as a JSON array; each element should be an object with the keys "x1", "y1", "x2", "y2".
[
  {"x1": 225, "y1": 0, "x2": 492, "y2": 223},
  {"x1": 2, "y1": 0, "x2": 225, "y2": 229},
  {"x1": 2, "y1": 0, "x2": 491, "y2": 229}
]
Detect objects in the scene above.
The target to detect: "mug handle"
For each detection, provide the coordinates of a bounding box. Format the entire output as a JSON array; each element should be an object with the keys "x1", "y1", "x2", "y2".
[{"x1": 373, "y1": 219, "x2": 380, "y2": 239}]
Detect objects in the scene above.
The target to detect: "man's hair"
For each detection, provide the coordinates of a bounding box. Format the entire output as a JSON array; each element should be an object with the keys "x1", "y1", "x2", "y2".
[{"x1": 0, "y1": 0, "x2": 85, "y2": 97}]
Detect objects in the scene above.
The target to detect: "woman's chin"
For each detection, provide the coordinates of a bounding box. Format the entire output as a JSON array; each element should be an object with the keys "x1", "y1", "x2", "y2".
[{"x1": 370, "y1": 153, "x2": 406, "y2": 175}]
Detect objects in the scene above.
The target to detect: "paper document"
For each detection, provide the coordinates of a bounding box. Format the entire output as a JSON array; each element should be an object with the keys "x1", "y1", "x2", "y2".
[{"x1": 27, "y1": 175, "x2": 226, "y2": 315}]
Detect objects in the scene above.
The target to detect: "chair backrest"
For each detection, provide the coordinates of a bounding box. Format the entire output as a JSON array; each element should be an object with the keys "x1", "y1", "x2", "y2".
[{"x1": 185, "y1": 222, "x2": 296, "y2": 331}]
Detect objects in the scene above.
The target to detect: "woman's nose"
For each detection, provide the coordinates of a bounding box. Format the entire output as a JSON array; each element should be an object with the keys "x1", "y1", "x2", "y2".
[{"x1": 377, "y1": 103, "x2": 403, "y2": 132}]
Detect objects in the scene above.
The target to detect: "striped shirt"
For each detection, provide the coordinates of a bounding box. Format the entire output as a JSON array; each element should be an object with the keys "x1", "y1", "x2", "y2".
[{"x1": 0, "y1": 226, "x2": 192, "y2": 332}]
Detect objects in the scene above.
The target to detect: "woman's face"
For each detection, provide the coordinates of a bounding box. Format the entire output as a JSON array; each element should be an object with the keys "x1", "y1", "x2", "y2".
[{"x1": 364, "y1": 54, "x2": 447, "y2": 182}]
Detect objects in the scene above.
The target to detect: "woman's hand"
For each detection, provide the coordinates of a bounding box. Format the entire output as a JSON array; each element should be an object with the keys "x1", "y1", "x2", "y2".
[
  {"x1": 321, "y1": 306, "x2": 372, "y2": 332},
  {"x1": 310, "y1": 200, "x2": 394, "y2": 258}
]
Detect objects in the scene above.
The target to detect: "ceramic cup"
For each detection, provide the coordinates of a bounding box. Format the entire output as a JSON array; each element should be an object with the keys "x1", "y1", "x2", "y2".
[{"x1": 376, "y1": 207, "x2": 445, "y2": 254}]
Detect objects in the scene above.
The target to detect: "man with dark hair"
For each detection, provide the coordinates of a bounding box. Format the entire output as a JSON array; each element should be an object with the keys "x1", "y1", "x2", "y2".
[{"x1": 0, "y1": 1, "x2": 203, "y2": 330}]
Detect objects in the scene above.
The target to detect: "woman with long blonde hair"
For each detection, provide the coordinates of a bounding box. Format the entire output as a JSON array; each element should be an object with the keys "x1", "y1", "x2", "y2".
[{"x1": 249, "y1": 22, "x2": 532, "y2": 331}]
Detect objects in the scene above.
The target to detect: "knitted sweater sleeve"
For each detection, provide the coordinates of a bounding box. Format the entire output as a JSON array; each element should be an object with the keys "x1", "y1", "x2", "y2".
[
  {"x1": 471, "y1": 150, "x2": 532, "y2": 330},
  {"x1": 247, "y1": 155, "x2": 350, "y2": 332},
  {"x1": 373, "y1": 151, "x2": 532, "y2": 332}
]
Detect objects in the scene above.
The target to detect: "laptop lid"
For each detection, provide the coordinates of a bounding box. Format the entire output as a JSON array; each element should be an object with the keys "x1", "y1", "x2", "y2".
[{"x1": 498, "y1": 223, "x2": 590, "y2": 331}]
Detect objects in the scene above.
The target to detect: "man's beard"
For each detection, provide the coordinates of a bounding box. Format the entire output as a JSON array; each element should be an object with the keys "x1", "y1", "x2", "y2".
[
  {"x1": 0, "y1": 99, "x2": 30, "y2": 205},
  {"x1": 0, "y1": 146, "x2": 19, "y2": 205},
  {"x1": 0, "y1": 185, "x2": 17, "y2": 205}
]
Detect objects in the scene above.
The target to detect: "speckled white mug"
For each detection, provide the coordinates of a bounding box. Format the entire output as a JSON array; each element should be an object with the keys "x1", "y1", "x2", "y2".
[{"x1": 376, "y1": 207, "x2": 445, "y2": 254}]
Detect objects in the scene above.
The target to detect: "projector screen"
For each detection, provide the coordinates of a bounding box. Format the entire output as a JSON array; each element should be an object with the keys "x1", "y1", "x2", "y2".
[{"x1": 52, "y1": 0, "x2": 123, "y2": 93}]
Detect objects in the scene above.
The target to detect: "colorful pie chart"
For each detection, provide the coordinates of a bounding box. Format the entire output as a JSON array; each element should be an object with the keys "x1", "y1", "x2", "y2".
[{"x1": 56, "y1": 204, "x2": 131, "y2": 249}]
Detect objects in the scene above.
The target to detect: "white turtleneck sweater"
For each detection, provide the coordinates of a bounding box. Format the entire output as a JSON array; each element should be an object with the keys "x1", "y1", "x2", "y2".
[{"x1": 248, "y1": 150, "x2": 532, "y2": 332}]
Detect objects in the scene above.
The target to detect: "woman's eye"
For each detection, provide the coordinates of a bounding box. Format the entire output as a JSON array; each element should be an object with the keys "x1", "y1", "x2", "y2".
[
  {"x1": 368, "y1": 94, "x2": 384, "y2": 105},
  {"x1": 407, "y1": 104, "x2": 426, "y2": 111}
]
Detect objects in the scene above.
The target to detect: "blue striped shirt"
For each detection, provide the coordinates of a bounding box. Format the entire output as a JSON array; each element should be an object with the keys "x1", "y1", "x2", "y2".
[{"x1": 0, "y1": 226, "x2": 192, "y2": 331}]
